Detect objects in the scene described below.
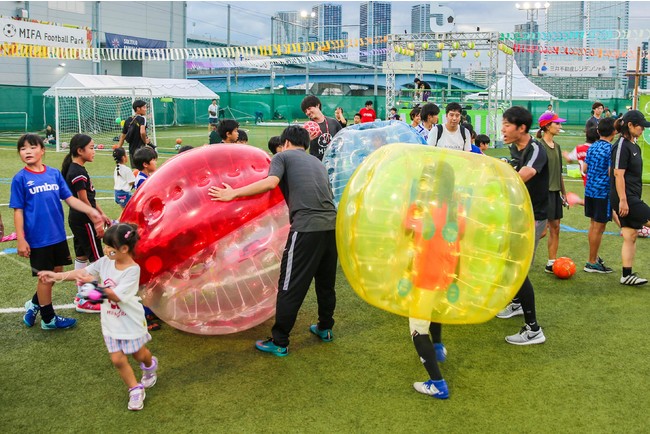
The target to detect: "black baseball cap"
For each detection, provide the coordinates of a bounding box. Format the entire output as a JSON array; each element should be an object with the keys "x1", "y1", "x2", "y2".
[{"x1": 622, "y1": 110, "x2": 650, "y2": 127}]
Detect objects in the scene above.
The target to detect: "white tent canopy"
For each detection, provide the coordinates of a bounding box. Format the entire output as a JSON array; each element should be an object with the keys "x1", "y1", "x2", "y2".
[
  {"x1": 467, "y1": 62, "x2": 556, "y2": 101},
  {"x1": 44, "y1": 73, "x2": 218, "y2": 99}
]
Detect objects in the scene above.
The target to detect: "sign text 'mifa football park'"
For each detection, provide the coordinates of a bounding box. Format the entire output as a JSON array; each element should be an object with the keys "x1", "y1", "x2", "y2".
[{"x1": 0, "y1": 17, "x2": 90, "y2": 48}]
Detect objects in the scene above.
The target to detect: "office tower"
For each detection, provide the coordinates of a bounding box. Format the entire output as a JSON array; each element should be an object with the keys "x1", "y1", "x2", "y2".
[
  {"x1": 545, "y1": 1, "x2": 629, "y2": 95},
  {"x1": 273, "y1": 11, "x2": 301, "y2": 45},
  {"x1": 312, "y1": 3, "x2": 344, "y2": 53},
  {"x1": 360, "y1": 1, "x2": 391, "y2": 65},
  {"x1": 513, "y1": 21, "x2": 540, "y2": 76},
  {"x1": 411, "y1": 4, "x2": 435, "y2": 61}
]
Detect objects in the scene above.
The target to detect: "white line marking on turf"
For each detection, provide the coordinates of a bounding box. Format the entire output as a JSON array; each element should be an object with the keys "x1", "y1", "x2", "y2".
[{"x1": 0, "y1": 303, "x2": 76, "y2": 314}]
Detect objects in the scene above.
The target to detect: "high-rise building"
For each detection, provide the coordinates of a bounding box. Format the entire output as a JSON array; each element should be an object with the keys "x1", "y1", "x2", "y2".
[
  {"x1": 585, "y1": 1, "x2": 629, "y2": 96},
  {"x1": 513, "y1": 22, "x2": 540, "y2": 76},
  {"x1": 360, "y1": 1, "x2": 391, "y2": 65},
  {"x1": 312, "y1": 3, "x2": 345, "y2": 54},
  {"x1": 545, "y1": 1, "x2": 629, "y2": 96},
  {"x1": 273, "y1": 11, "x2": 302, "y2": 45},
  {"x1": 411, "y1": 4, "x2": 435, "y2": 61}
]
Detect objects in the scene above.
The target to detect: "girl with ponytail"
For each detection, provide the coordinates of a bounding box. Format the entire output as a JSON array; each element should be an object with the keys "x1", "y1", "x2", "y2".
[
  {"x1": 63, "y1": 133, "x2": 112, "y2": 313},
  {"x1": 112, "y1": 146, "x2": 136, "y2": 208}
]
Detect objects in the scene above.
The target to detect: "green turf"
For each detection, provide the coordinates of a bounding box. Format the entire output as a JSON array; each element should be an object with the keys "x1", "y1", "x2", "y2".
[{"x1": 2, "y1": 125, "x2": 650, "y2": 432}]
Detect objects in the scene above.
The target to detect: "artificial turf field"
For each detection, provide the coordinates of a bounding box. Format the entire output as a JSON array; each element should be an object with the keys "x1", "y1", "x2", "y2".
[{"x1": 1, "y1": 124, "x2": 650, "y2": 433}]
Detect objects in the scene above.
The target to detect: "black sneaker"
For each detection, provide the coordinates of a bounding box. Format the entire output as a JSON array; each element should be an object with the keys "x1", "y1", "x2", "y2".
[
  {"x1": 584, "y1": 261, "x2": 613, "y2": 273},
  {"x1": 544, "y1": 264, "x2": 554, "y2": 273}
]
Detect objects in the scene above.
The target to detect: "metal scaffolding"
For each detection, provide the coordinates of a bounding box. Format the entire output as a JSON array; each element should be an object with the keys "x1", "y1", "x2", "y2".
[{"x1": 386, "y1": 31, "x2": 513, "y2": 143}]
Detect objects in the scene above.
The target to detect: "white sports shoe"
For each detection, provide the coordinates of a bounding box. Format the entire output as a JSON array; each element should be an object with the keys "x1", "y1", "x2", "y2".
[
  {"x1": 620, "y1": 273, "x2": 648, "y2": 286},
  {"x1": 505, "y1": 325, "x2": 546, "y2": 346},
  {"x1": 496, "y1": 303, "x2": 523, "y2": 319},
  {"x1": 128, "y1": 384, "x2": 146, "y2": 411},
  {"x1": 141, "y1": 356, "x2": 158, "y2": 389}
]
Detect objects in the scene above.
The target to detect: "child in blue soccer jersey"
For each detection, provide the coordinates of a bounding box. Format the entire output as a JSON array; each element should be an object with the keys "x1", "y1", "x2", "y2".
[
  {"x1": 133, "y1": 146, "x2": 158, "y2": 189},
  {"x1": 583, "y1": 117, "x2": 617, "y2": 273},
  {"x1": 10, "y1": 134, "x2": 104, "y2": 329}
]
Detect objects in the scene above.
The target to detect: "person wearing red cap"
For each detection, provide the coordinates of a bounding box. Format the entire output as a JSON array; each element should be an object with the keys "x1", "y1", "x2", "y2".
[
  {"x1": 611, "y1": 110, "x2": 650, "y2": 285},
  {"x1": 537, "y1": 112, "x2": 569, "y2": 274}
]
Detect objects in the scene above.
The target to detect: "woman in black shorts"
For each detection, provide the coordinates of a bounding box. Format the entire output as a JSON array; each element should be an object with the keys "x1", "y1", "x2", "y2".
[{"x1": 611, "y1": 110, "x2": 650, "y2": 285}]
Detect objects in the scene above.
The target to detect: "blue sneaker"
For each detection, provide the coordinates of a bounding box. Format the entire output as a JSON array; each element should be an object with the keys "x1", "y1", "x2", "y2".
[
  {"x1": 255, "y1": 338, "x2": 288, "y2": 357},
  {"x1": 309, "y1": 324, "x2": 333, "y2": 342},
  {"x1": 23, "y1": 300, "x2": 40, "y2": 327},
  {"x1": 434, "y1": 343, "x2": 447, "y2": 362},
  {"x1": 413, "y1": 379, "x2": 449, "y2": 399},
  {"x1": 41, "y1": 315, "x2": 77, "y2": 330}
]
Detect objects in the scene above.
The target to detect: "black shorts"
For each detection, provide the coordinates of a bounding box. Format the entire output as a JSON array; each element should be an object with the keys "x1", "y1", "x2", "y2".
[
  {"x1": 618, "y1": 200, "x2": 650, "y2": 230},
  {"x1": 30, "y1": 240, "x2": 72, "y2": 276},
  {"x1": 584, "y1": 196, "x2": 611, "y2": 223},
  {"x1": 547, "y1": 191, "x2": 564, "y2": 220},
  {"x1": 209, "y1": 117, "x2": 219, "y2": 124},
  {"x1": 70, "y1": 221, "x2": 104, "y2": 262}
]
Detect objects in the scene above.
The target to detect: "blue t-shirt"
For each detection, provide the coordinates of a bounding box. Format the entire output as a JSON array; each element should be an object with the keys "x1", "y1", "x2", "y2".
[
  {"x1": 10, "y1": 166, "x2": 72, "y2": 248},
  {"x1": 470, "y1": 144, "x2": 483, "y2": 154},
  {"x1": 134, "y1": 172, "x2": 148, "y2": 189},
  {"x1": 584, "y1": 139, "x2": 612, "y2": 199}
]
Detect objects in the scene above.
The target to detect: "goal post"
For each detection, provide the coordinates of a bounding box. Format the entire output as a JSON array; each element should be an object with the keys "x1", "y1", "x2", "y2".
[{"x1": 50, "y1": 86, "x2": 156, "y2": 153}]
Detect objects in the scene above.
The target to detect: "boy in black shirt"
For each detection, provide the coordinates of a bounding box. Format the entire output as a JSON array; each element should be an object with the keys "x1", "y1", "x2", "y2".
[
  {"x1": 496, "y1": 106, "x2": 548, "y2": 345},
  {"x1": 209, "y1": 126, "x2": 338, "y2": 356}
]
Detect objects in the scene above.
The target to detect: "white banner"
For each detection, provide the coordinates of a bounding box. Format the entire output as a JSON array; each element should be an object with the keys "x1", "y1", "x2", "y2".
[
  {"x1": 539, "y1": 60, "x2": 611, "y2": 77},
  {"x1": 0, "y1": 18, "x2": 89, "y2": 48}
]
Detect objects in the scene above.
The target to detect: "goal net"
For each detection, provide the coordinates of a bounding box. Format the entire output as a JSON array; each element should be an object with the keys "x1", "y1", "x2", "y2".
[{"x1": 50, "y1": 87, "x2": 156, "y2": 152}]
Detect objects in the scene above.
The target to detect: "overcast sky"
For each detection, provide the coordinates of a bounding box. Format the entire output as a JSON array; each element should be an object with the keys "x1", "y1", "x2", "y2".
[{"x1": 186, "y1": 0, "x2": 648, "y2": 47}]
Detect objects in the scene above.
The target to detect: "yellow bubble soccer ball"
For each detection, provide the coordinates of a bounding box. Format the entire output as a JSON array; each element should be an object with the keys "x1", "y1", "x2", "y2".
[{"x1": 336, "y1": 144, "x2": 535, "y2": 324}]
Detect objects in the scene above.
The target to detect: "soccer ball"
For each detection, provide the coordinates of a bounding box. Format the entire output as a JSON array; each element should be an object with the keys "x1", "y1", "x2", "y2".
[
  {"x1": 176, "y1": 138, "x2": 182, "y2": 145},
  {"x1": 553, "y1": 257, "x2": 576, "y2": 279},
  {"x1": 174, "y1": 144, "x2": 181, "y2": 151},
  {"x1": 97, "y1": 144, "x2": 104, "y2": 150},
  {"x1": 638, "y1": 226, "x2": 650, "y2": 238},
  {"x1": 61, "y1": 142, "x2": 69, "y2": 149}
]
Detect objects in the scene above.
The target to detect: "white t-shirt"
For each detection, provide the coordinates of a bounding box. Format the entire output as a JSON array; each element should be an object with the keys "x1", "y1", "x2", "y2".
[
  {"x1": 85, "y1": 256, "x2": 147, "y2": 340},
  {"x1": 427, "y1": 124, "x2": 472, "y2": 151},
  {"x1": 208, "y1": 103, "x2": 219, "y2": 119},
  {"x1": 113, "y1": 163, "x2": 136, "y2": 191}
]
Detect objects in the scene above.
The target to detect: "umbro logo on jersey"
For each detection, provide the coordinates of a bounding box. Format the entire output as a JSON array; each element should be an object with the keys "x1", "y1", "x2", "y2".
[
  {"x1": 29, "y1": 183, "x2": 59, "y2": 194},
  {"x1": 26, "y1": 180, "x2": 35, "y2": 187}
]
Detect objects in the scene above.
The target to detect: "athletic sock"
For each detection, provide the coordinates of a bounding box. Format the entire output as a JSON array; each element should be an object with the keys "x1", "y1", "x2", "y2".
[
  {"x1": 31, "y1": 292, "x2": 39, "y2": 306},
  {"x1": 623, "y1": 267, "x2": 632, "y2": 277},
  {"x1": 40, "y1": 304, "x2": 55, "y2": 323},
  {"x1": 413, "y1": 333, "x2": 442, "y2": 381},
  {"x1": 547, "y1": 259, "x2": 555, "y2": 266},
  {"x1": 429, "y1": 322, "x2": 442, "y2": 344}
]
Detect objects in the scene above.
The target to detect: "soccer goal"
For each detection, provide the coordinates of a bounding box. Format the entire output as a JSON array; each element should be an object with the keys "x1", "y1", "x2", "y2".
[{"x1": 49, "y1": 87, "x2": 156, "y2": 152}]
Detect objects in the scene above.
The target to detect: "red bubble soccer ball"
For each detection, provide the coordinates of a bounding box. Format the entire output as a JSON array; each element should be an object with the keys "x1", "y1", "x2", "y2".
[
  {"x1": 120, "y1": 144, "x2": 290, "y2": 335},
  {"x1": 553, "y1": 257, "x2": 576, "y2": 279}
]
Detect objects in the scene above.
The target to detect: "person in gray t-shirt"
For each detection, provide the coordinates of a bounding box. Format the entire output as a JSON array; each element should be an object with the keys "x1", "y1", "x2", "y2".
[{"x1": 209, "y1": 125, "x2": 338, "y2": 356}]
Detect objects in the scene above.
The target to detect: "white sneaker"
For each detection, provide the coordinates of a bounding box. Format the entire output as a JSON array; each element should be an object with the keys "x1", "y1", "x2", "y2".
[
  {"x1": 496, "y1": 303, "x2": 523, "y2": 319},
  {"x1": 505, "y1": 325, "x2": 546, "y2": 345},
  {"x1": 128, "y1": 384, "x2": 146, "y2": 411},
  {"x1": 140, "y1": 356, "x2": 158, "y2": 389},
  {"x1": 620, "y1": 273, "x2": 648, "y2": 286},
  {"x1": 413, "y1": 379, "x2": 449, "y2": 399}
]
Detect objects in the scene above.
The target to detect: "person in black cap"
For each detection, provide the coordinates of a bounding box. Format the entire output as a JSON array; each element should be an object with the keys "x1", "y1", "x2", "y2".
[{"x1": 611, "y1": 110, "x2": 650, "y2": 286}]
